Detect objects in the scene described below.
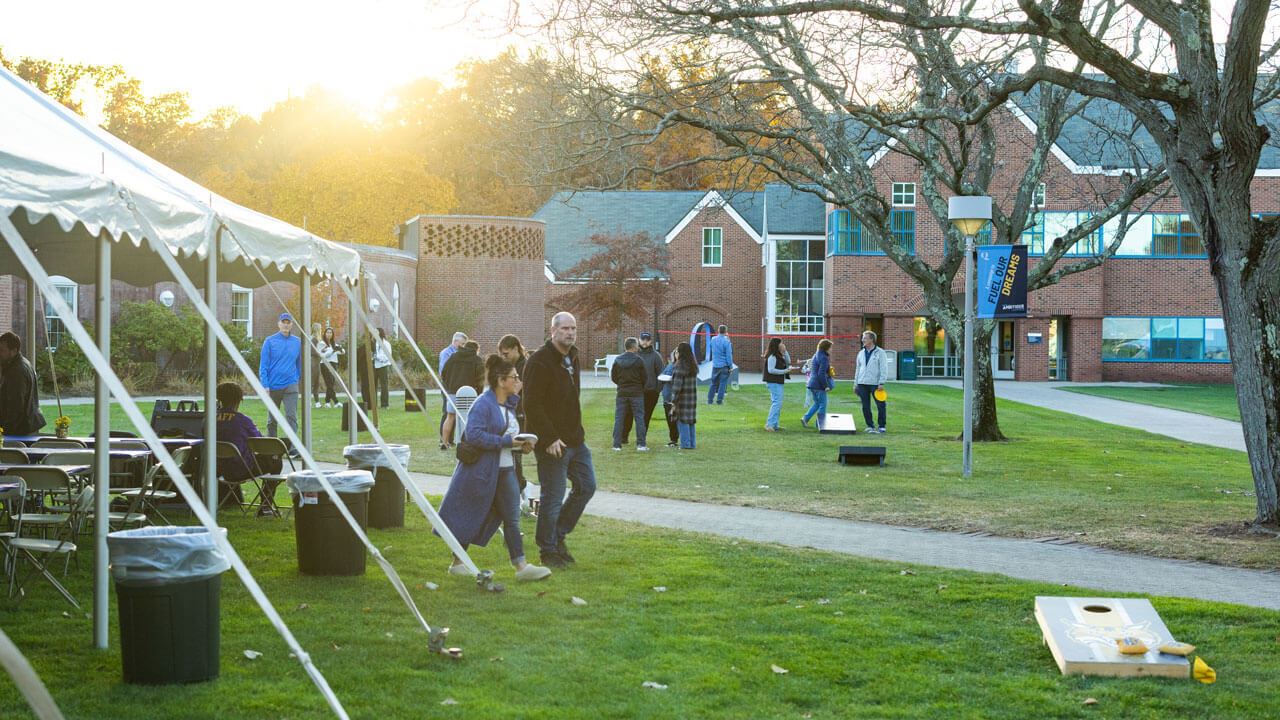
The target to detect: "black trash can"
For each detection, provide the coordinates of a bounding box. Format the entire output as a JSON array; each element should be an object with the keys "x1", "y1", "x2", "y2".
[
  {"x1": 288, "y1": 470, "x2": 374, "y2": 576},
  {"x1": 107, "y1": 526, "x2": 230, "y2": 685},
  {"x1": 897, "y1": 350, "x2": 918, "y2": 380},
  {"x1": 343, "y1": 444, "x2": 410, "y2": 529},
  {"x1": 405, "y1": 387, "x2": 429, "y2": 413},
  {"x1": 341, "y1": 402, "x2": 369, "y2": 432}
]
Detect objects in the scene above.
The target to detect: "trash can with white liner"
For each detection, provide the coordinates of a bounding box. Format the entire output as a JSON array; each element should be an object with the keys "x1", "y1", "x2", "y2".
[
  {"x1": 343, "y1": 443, "x2": 410, "y2": 529},
  {"x1": 287, "y1": 469, "x2": 374, "y2": 576}
]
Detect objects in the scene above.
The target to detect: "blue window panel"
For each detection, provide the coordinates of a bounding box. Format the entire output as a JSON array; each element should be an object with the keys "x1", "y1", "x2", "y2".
[
  {"x1": 1102, "y1": 316, "x2": 1229, "y2": 363},
  {"x1": 1151, "y1": 213, "x2": 1205, "y2": 256},
  {"x1": 827, "y1": 209, "x2": 912, "y2": 255}
]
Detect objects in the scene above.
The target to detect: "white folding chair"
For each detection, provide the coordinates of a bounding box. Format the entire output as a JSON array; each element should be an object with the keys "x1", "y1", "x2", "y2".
[
  {"x1": 453, "y1": 385, "x2": 478, "y2": 444},
  {"x1": 5, "y1": 467, "x2": 80, "y2": 607}
]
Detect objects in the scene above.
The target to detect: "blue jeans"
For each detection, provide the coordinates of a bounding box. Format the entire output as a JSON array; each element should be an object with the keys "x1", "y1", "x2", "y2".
[
  {"x1": 494, "y1": 467, "x2": 525, "y2": 564},
  {"x1": 766, "y1": 383, "x2": 784, "y2": 428},
  {"x1": 613, "y1": 395, "x2": 646, "y2": 447},
  {"x1": 707, "y1": 366, "x2": 731, "y2": 404},
  {"x1": 802, "y1": 389, "x2": 827, "y2": 425},
  {"x1": 678, "y1": 422, "x2": 696, "y2": 448},
  {"x1": 534, "y1": 443, "x2": 596, "y2": 555},
  {"x1": 857, "y1": 384, "x2": 887, "y2": 429}
]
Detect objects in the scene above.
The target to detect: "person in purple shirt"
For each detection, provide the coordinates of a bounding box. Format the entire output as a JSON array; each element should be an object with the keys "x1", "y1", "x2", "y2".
[{"x1": 215, "y1": 382, "x2": 282, "y2": 512}]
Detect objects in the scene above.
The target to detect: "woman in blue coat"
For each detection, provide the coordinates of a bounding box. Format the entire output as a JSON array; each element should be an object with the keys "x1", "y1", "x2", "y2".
[
  {"x1": 801, "y1": 339, "x2": 834, "y2": 429},
  {"x1": 438, "y1": 354, "x2": 551, "y2": 581}
]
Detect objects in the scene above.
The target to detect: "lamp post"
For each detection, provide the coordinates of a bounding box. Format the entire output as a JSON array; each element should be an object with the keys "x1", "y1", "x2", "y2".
[{"x1": 948, "y1": 196, "x2": 992, "y2": 478}]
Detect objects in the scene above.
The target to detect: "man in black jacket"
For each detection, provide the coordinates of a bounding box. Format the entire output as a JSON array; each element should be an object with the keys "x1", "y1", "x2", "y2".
[
  {"x1": 0, "y1": 332, "x2": 46, "y2": 435},
  {"x1": 610, "y1": 337, "x2": 648, "y2": 451},
  {"x1": 440, "y1": 340, "x2": 484, "y2": 447},
  {"x1": 621, "y1": 332, "x2": 665, "y2": 445},
  {"x1": 523, "y1": 312, "x2": 596, "y2": 568}
]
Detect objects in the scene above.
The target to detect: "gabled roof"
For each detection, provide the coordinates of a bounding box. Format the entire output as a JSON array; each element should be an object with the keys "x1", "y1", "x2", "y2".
[
  {"x1": 764, "y1": 184, "x2": 827, "y2": 235},
  {"x1": 533, "y1": 190, "x2": 764, "y2": 277}
]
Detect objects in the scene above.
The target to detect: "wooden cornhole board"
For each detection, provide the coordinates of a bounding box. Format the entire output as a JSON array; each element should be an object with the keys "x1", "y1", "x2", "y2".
[
  {"x1": 1034, "y1": 596, "x2": 1190, "y2": 678},
  {"x1": 817, "y1": 413, "x2": 858, "y2": 434}
]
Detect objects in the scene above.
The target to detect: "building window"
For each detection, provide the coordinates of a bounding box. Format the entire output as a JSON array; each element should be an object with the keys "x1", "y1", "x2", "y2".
[
  {"x1": 892, "y1": 182, "x2": 915, "y2": 207},
  {"x1": 44, "y1": 276, "x2": 77, "y2": 349},
  {"x1": 773, "y1": 238, "x2": 824, "y2": 333},
  {"x1": 231, "y1": 285, "x2": 253, "y2": 338},
  {"x1": 826, "y1": 209, "x2": 914, "y2": 255},
  {"x1": 1151, "y1": 213, "x2": 1204, "y2": 256},
  {"x1": 1023, "y1": 212, "x2": 1101, "y2": 256},
  {"x1": 1102, "y1": 317, "x2": 1228, "y2": 362},
  {"x1": 702, "y1": 228, "x2": 723, "y2": 267}
]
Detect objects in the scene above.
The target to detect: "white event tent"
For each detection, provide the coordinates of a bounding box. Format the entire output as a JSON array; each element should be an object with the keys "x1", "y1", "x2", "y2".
[{"x1": 0, "y1": 64, "x2": 368, "y2": 714}]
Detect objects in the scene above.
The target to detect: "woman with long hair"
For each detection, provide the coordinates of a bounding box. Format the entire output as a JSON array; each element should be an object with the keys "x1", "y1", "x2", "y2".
[
  {"x1": 669, "y1": 341, "x2": 700, "y2": 449},
  {"x1": 762, "y1": 337, "x2": 790, "y2": 431},
  {"x1": 497, "y1": 334, "x2": 529, "y2": 488},
  {"x1": 316, "y1": 327, "x2": 342, "y2": 408},
  {"x1": 438, "y1": 353, "x2": 551, "y2": 581},
  {"x1": 801, "y1": 339, "x2": 834, "y2": 429}
]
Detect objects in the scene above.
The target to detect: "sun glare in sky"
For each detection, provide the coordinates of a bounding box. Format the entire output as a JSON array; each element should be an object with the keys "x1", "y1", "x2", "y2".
[{"x1": 0, "y1": 0, "x2": 531, "y2": 117}]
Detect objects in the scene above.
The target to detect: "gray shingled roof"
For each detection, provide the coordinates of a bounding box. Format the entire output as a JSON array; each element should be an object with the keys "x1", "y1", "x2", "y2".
[
  {"x1": 764, "y1": 184, "x2": 827, "y2": 235},
  {"x1": 534, "y1": 190, "x2": 764, "y2": 277}
]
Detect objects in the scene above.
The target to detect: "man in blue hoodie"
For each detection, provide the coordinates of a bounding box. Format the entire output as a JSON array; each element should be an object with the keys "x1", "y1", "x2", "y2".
[
  {"x1": 707, "y1": 324, "x2": 733, "y2": 405},
  {"x1": 260, "y1": 312, "x2": 302, "y2": 455}
]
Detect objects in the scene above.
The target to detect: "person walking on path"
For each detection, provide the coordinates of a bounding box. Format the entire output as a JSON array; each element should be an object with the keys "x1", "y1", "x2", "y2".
[
  {"x1": 0, "y1": 331, "x2": 46, "y2": 435},
  {"x1": 438, "y1": 353, "x2": 551, "y2": 582},
  {"x1": 523, "y1": 312, "x2": 597, "y2": 568},
  {"x1": 315, "y1": 327, "x2": 343, "y2": 408},
  {"x1": 441, "y1": 340, "x2": 484, "y2": 449},
  {"x1": 855, "y1": 330, "x2": 889, "y2": 433},
  {"x1": 260, "y1": 312, "x2": 302, "y2": 454},
  {"x1": 497, "y1": 334, "x2": 530, "y2": 489},
  {"x1": 801, "y1": 339, "x2": 833, "y2": 429},
  {"x1": 762, "y1": 337, "x2": 791, "y2": 431},
  {"x1": 622, "y1": 332, "x2": 664, "y2": 444},
  {"x1": 610, "y1": 337, "x2": 649, "y2": 451},
  {"x1": 707, "y1": 325, "x2": 733, "y2": 405},
  {"x1": 437, "y1": 331, "x2": 467, "y2": 449},
  {"x1": 373, "y1": 328, "x2": 393, "y2": 409},
  {"x1": 670, "y1": 342, "x2": 700, "y2": 449}
]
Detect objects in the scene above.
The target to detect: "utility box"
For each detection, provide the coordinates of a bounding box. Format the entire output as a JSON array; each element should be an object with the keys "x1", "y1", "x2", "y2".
[{"x1": 897, "y1": 350, "x2": 918, "y2": 381}]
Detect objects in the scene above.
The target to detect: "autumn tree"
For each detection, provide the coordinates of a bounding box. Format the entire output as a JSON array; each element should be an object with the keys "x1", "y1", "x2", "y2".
[
  {"x1": 558, "y1": 231, "x2": 670, "y2": 352},
  {"x1": 520, "y1": 0, "x2": 1166, "y2": 441}
]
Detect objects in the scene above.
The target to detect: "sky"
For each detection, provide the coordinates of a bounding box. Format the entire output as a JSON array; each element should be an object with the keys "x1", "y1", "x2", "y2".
[{"x1": 0, "y1": 0, "x2": 535, "y2": 117}]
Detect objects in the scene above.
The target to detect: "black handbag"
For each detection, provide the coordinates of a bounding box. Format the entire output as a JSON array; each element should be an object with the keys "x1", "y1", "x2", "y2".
[{"x1": 455, "y1": 439, "x2": 482, "y2": 465}]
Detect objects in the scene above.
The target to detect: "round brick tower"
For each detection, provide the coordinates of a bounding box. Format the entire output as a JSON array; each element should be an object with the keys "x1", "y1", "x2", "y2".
[{"x1": 409, "y1": 215, "x2": 546, "y2": 355}]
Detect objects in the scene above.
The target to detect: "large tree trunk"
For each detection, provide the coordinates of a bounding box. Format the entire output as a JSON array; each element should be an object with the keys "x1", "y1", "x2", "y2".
[{"x1": 968, "y1": 321, "x2": 1006, "y2": 442}]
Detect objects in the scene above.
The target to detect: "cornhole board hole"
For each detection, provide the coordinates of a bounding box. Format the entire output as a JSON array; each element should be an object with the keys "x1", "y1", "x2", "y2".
[
  {"x1": 1034, "y1": 596, "x2": 1190, "y2": 678},
  {"x1": 838, "y1": 446, "x2": 885, "y2": 467},
  {"x1": 818, "y1": 413, "x2": 858, "y2": 434}
]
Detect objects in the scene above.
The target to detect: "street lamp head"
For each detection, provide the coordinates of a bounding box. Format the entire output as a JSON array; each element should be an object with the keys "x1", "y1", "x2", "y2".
[{"x1": 948, "y1": 196, "x2": 992, "y2": 236}]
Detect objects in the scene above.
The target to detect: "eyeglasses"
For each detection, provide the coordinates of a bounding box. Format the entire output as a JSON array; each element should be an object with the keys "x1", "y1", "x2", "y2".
[{"x1": 505, "y1": 374, "x2": 521, "y2": 381}]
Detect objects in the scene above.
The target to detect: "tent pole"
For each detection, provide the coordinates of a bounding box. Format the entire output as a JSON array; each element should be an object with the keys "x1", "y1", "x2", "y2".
[
  {"x1": 204, "y1": 228, "x2": 219, "y2": 514},
  {"x1": 24, "y1": 271, "x2": 36, "y2": 364},
  {"x1": 301, "y1": 272, "x2": 312, "y2": 452},
  {"x1": 93, "y1": 235, "x2": 111, "y2": 649},
  {"x1": 348, "y1": 282, "x2": 358, "y2": 446}
]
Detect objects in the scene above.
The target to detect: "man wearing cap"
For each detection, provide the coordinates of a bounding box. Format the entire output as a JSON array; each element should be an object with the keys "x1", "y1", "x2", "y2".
[
  {"x1": 622, "y1": 332, "x2": 665, "y2": 444},
  {"x1": 854, "y1": 330, "x2": 889, "y2": 434},
  {"x1": 260, "y1": 312, "x2": 303, "y2": 453}
]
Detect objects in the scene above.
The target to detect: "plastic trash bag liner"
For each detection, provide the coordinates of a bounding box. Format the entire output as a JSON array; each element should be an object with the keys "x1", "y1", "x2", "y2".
[
  {"x1": 342, "y1": 443, "x2": 410, "y2": 469},
  {"x1": 286, "y1": 469, "x2": 375, "y2": 494},
  {"x1": 107, "y1": 526, "x2": 230, "y2": 586}
]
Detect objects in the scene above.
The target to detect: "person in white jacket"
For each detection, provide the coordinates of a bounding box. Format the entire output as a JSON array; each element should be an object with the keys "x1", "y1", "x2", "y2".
[
  {"x1": 854, "y1": 330, "x2": 889, "y2": 433},
  {"x1": 316, "y1": 327, "x2": 344, "y2": 408},
  {"x1": 373, "y1": 328, "x2": 394, "y2": 409}
]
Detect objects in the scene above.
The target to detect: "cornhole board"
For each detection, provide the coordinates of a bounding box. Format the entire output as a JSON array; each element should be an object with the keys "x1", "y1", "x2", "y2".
[
  {"x1": 1034, "y1": 596, "x2": 1190, "y2": 678},
  {"x1": 817, "y1": 413, "x2": 858, "y2": 434},
  {"x1": 838, "y1": 446, "x2": 885, "y2": 467}
]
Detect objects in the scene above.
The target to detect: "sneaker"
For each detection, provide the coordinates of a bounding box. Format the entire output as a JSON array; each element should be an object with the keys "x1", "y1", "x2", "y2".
[
  {"x1": 716, "y1": 400, "x2": 724, "y2": 405},
  {"x1": 612, "y1": 446, "x2": 622, "y2": 451},
  {"x1": 666, "y1": 442, "x2": 678, "y2": 448},
  {"x1": 448, "y1": 563, "x2": 472, "y2": 576},
  {"x1": 637, "y1": 445, "x2": 649, "y2": 451},
  {"x1": 556, "y1": 540, "x2": 576, "y2": 563},
  {"x1": 800, "y1": 417, "x2": 810, "y2": 428},
  {"x1": 764, "y1": 426, "x2": 776, "y2": 432},
  {"x1": 515, "y1": 564, "x2": 552, "y2": 581},
  {"x1": 540, "y1": 552, "x2": 568, "y2": 568},
  {"x1": 314, "y1": 402, "x2": 323, "y2": 408}
]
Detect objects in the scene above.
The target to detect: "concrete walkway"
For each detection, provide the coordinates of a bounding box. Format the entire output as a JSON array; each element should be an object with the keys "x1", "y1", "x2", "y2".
[{"x1": 915, "y1": 379, "x2": 1247, "y2": 452}]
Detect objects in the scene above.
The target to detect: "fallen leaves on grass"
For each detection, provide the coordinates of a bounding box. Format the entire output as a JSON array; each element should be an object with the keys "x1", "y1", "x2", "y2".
[
  {"x1": 296, "y1": 603, "x2": 309, "y2": 611},
  {"x1": 936, "y1": 584, "x2": 948, "y2": 593},
  {"x1": 1083, "y1": 697, "x2": 1098, "y2": 706},
  {"x1": 423, "y1": 581, "x2": 439, "y2": 590},
  {"x1": 652, "y1": 586, "x2": 667, "y2": 592},
  {"x1": 771, "y1": 664, "x2": 789, "y2": 674},
  {"x1": 571, "y1": 596, "x2": 588, "y2": 606},
  {"x1": 243, "y1": 650, "x2": 263, "y2": 660},
  {"x1": 330, "y1": 642, "x2": 341, "y2": 650},
  {"x1": 899, "y1": 570, "x2": 916, "y2": 576},
  {"x1": 440, "y1": 698, "x2": 458, "y2": 705},
  {"x1": 642, "y1": 681, "x2": 668, "y2": 690}
]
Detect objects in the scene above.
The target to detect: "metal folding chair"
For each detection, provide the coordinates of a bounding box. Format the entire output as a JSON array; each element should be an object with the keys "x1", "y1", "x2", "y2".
[
  {"x1": 0, "y1": 448, "x2": 30, "y2": 464},
  {"x1": 1, "y1": 439, "x2": 28, "y2": 448},
  {"x1": 31, "y1": 438, "x2": 86, "y2": 449},
  {"x1": 215, "y1": 442, "x2": 262, "y2": 516},
  {"x1": 246, "y1": 437, "x2": 296, "y2": 518},
  {"x1": 117, "y1": 446, "x2": 188, "y2": 524},
  {"x1": 4, "y1": 467, "x2": 80, "y2": 607}
]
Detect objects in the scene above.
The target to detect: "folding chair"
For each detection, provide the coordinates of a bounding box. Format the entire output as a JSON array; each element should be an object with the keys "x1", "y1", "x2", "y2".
[
  {"x1": 246, "y1": 437, "x2": 296, "y2": 518},
  {"x1": 31, "y1": 438, "x2": 87, "y2": 449},
  {"x1": 1, "y1": 439, "x2": 27, "y2": 448},
  {"x1": 4, "y1": 467, "x2": 80, "y2": 607},
  {"x1": 117, "y1": 446, "x2": 188, "y2": 524},
  {"x1": 453, "y1": 386, "x2": 478, "y2": 443},
  {"x1": 0, "y1": 448, "x2": 30, "y2": 464},
  {"x1": 215, "y1": 442, "x2": 262, "y2": 516}
]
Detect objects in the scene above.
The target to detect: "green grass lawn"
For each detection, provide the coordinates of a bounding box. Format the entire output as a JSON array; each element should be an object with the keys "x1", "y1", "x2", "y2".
[
  {"x1": 1059, "y1": 383, "x2": 1241, "y2": 422},
  {"x1": 38, "y1": 381, "x2": 1275, "y2": 569},
  {"x1": 2, "y1": 510, "x2": 1275, "y2": 719}
]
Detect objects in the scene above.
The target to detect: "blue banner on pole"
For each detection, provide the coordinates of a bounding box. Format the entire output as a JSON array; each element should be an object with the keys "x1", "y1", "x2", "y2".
[{"x1": 976, "y1": 245, "x2": 1028, "y2": 318}]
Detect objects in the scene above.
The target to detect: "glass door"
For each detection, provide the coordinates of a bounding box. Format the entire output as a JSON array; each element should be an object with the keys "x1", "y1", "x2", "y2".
[{"x1": 991, "y1": 321, "x2": 1015, "y2": 379}]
